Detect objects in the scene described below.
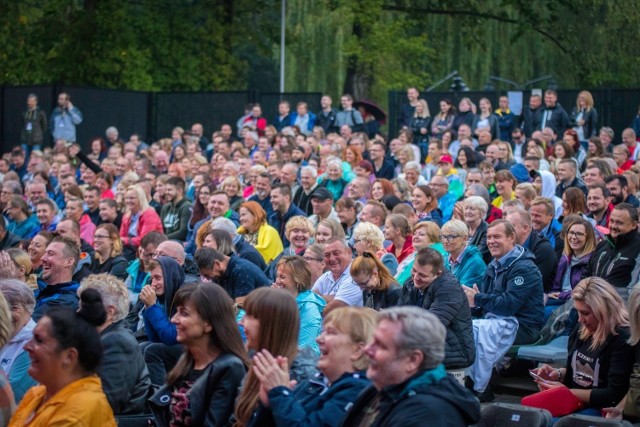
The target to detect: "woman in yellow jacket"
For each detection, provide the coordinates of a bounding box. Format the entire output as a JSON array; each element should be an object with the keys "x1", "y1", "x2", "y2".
[
  {"x1": 9, "y1": 289, "x2": 116, "y2": 427},
  {"x1": 237, "y1": 201, "x2": 283, "y2": 264}
]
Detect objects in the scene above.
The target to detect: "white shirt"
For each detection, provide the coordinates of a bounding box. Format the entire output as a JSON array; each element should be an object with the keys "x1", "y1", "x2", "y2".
[{"x1": 312, "y1": 264, "x2": 363, "y2": 307}]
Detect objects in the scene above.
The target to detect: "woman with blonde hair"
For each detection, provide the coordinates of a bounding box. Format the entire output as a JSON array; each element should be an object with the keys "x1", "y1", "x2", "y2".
[
  {"x1": 384, "y1": 214, "x2": 414, "y2": 264},
  {"x1": 315, "y1": 218, "x2": 345, "y2": 244},
  {"x1": 119, "y1": 184, "x2": 163, "y2": 258},
  {"x1": 570, "y1": 90, "x2": 598, "y2": 142},
  {"x1": 251, "y1": 307, "x2": 376, "y2": 426},
  {"x1": 351, "y1": 253, "x2": 401, "y2": 310},
  {"x1": 238, "y1": 201, "x2": 283, "y2": 264},
  {"x1": 395, "y1": 221, "x2": 446, "y2": 285},
  {"x1": 410, "y1": 99, "x2": 432, "y2": 159},
  {"x1": 353, "y1": 222, "x2": 398, "y2": 275},
  {"x1": 265, "y1": 216, "x2": 315, "y2": 281},
  {"x1": 531, "y1": 277, "x2": 633, "y2": 417},
  {"x1": 90, "y1": 224, "x2": 127, "y2": 280}
]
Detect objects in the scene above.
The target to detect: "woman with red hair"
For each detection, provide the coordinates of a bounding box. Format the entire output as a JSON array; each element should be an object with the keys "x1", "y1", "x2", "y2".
[
  {"x1": 563, "y1": 129, "x2": 587, "y2": 171},
  {"x1": 237, "y1": 201, "x2": 283, "y2": 264}
]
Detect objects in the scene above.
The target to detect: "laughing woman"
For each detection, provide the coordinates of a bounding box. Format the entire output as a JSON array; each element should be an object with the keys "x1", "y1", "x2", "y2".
[{"x1": 251, "y1": 307, "x2": 376, "y2": 427}]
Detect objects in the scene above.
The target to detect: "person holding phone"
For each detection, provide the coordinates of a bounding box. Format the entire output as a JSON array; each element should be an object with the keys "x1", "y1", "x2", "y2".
[
  {"x1": 529, "y1": 277, "x2": 633, "y2": 418},
  {"x1": 50, "y1": 92, "x2": 83, "y2": 143}
]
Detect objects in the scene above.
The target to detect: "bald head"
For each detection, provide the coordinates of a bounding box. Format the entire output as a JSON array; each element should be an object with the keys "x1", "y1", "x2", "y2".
[{"x1": 155, "y1": 241, "x2": 186, "y2": 265}]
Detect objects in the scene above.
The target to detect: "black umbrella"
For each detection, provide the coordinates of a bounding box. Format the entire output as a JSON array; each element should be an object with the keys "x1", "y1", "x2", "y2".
[{"x1": 354, "y1": 99, "x2": 387, "y2": 125}]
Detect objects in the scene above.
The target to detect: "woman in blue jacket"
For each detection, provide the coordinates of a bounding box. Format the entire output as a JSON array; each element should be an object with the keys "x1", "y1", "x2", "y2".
[
  {"x1": 442, "y1": 220, "x2": 486, "y2": 287},
  {"x1": 250, "y1": 307, "x2": 377, "y2": 427},
  {"x1": 273, "y1": 256, "x2": 325, "y2": 354}
]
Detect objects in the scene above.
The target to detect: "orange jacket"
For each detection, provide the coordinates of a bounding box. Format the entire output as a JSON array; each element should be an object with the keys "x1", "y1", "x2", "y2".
[{"x1": 9, "y1": 375, "x2": 116, "y2": 427}]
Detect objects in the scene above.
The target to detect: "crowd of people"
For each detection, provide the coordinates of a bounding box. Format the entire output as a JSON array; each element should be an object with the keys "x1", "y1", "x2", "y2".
[{"x1": 0, "y1": 87, "x2": 639, "y2": 425}]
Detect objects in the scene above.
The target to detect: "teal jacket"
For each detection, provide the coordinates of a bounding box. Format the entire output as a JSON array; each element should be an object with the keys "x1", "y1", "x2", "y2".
[
  {"x1": 449, "y1": 245, "x2": 486, "y2": 288},
  {"x1": 124, "y1": 259, "x2": 150, "y2": 297},
  {"x1": 297, "y1": 291, "x2": 326, "y2": 355}
]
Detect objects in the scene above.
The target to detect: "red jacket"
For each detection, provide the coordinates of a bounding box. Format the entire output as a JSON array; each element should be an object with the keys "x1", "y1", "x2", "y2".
[
  {"x1": 120, "y1": 208, "x2": 163, "y2": 248},
  {"x1": 387, "y1": 234, "x2": 415, "y2": 264}
]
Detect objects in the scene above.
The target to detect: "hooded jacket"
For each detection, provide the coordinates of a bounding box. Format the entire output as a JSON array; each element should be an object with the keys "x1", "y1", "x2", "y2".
[
  {"x1": 399, "y1": 271, "x2": 475, "y2": 369},
  {"x1": 340, "y1": 366, "x2": 481, "y2": 427},
  {"x1": 297, "y1": 291, "x2": 326, "y2": 354},
  {"x1": 476, "y1": 245, "x2": 545, "y2": 334},
  {"x1": 72, "y1": 251, "x2": 92, "y2": 284},
  {"x1": 449, "y1": 245, "x2": 486, "y2": 288},
  {"x1": 582, "y1": 230, "x2": 640, "y2": 299},
  {"x1": 540, "y1": 170, "x2": 563, "y2": 218},
  {"x1": 142, "y1": 256, "x2": 185, "y2": 344},
  {"x1": 0, "y1": 319, "x2": 36, "y2": 402}
]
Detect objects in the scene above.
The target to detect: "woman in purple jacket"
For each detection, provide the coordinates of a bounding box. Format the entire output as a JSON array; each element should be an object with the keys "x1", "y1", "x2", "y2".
[{"x1": 546, "y1": 217, "x2": 597, "y2": 317}]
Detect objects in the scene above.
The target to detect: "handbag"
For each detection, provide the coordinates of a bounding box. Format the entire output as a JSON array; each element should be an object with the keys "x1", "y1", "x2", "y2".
[{"x1": 521, "y1": 386, "x2": 585, "y2": 417}]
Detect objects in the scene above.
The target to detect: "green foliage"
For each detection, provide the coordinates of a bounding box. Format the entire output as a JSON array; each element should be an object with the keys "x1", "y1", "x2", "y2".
[{"x1": 0, "y1": 0, "x2": 639, "y2": 103}]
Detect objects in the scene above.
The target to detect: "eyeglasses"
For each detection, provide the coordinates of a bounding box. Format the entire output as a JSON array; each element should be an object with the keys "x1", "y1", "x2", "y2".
[
  {"x1": 94, "y1": 235, "x2": 110, "y2": 240},
  {"x1": 440, "y1": 234, "x2": 461, "y2": 242},
  {"x1": 353, "y1": 276, "x2": 373, "y2": 288},
  {"x1": 568, "y1": 231, "x2": 586, "y2": 239},
  {"x1": 303, "y1": 256, "x2": 323, "y2": 263}
]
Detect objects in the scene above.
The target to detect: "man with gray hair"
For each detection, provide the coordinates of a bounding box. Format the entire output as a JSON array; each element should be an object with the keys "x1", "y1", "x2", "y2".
[
  {"x1": 210, "y1": 217, "x2": 266, "y2": 270},
  {"x1": 292, "y1": 165, "x2": 318, "y2": 215},
  {"x1": 342, "y1": 306, "x2": 480, "y2": 426}
]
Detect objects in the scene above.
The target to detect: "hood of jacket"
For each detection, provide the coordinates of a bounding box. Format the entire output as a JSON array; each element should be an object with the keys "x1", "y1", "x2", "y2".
[
  {"x1": 73, "y1": 252, "x2": 92, "y2": 275},
  {"x1": 540, "y1": 170, "x2": 557, "y2": 199},
  {"x1": 157, "y1": 256, "x2": 185, "y2": 314},
  {"x1": 296, "y1": 290, "x2": 327, "y2": 310}
]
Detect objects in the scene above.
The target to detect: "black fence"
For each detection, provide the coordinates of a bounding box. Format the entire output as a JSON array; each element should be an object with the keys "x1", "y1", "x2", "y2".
[
  {"x1": 3, "y1": 85, "x2": 639, "y2": 155},
  {"x1": 0, "y1": 85, "x2": 323, "y2": 154},
  {"x1": 388, "y1": 89, "x2": 640, "y2": 141}
]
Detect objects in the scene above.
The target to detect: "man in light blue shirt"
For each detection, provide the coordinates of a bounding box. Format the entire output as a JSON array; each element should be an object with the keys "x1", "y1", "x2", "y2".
[{"x1": 50, "y1": 92, "x2": 83, "y2": 143}]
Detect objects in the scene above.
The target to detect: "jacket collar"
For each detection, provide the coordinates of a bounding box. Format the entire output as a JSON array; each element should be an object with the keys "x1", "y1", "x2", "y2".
[{"x1": 381, "y1": 364, "x2": 447, "y2": 402}]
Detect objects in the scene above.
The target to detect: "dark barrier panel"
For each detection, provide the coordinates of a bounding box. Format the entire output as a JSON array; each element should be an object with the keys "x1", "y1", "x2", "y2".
[
  {"x1": 610, "y1": 89, "x2": 640, "y2": 137},
  {"x1": 1, "y1": 85, "x2": 55, "y2": 153},
  {"x1": 60, "y1": 86, "x2": 149, "y2": 150},
  {"x1": 155, "y1": 91, "x2": 250, "y2": 141},
  {"x1": 257, "y1": 92, "x2": 323, "y2": 127}
]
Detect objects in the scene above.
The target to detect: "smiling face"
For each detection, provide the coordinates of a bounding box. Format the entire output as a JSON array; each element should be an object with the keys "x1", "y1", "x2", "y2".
[
  {"x1": 150, "y1": 265, "x2": 165, "y2": 296},
  {"x1": 239, "y1": 207, "x2": 257, "y2": 231},
  {"x1": 316, "y1": 320, "x2": 361, "y2": 382},
  {"x1": 28, "y1": 235, "x2": 48, "y2": 266},
  {"x1": 24, "y1": 316, "x2": 66, "y2": 386},
  {"x1": 288, "y1": 227, "x2": 310, "y2": 249},
  {"x1": 371, "y1": 182, "x2": 384, "y2": 201},
  {"x1": 609, "y1": 208, "x2": 636, "y2": 239},
  {"x1": 124, "y1": 190, "x2": 141, "y2": 213},
  {"x1": 322, "y1": 240, "x2": 351, "y2": 277},
  {"x1": 239, "y1": 314, "x2": 260, "y2": 351},
  {"x1": 486, "y1": 223, "x2": 516, "y2": 259},
  {"x1": 411, "y1": 261, "x2": 440, "y2": 290},
  {"x1": 315, "y1": 224, "x2": 333, "y2": 244},
  {"x1": 366, "y1": 319, "x2": 411, "y2": 390},
  {"x1": 172, "y1": 300, "x2": 211, "y2": 345},
  {"x1": 567, "y1": 223, "x2": 587, "y2": 253},
  {"x1": 411, "y1": 188, "x2": 429, "y2": 213},
  {"x1": 40, "y1": 242, "x2": 73, "y2": 284}
]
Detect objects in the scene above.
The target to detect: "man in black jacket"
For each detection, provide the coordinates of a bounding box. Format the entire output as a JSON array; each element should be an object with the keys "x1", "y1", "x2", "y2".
[
  {"x1": 340, "y1": 306, "x2": 480, "y2": 427},
  {"x1": 398, "y1": 247, "x2": 475, "y2": 370},
  {"x1": 581, "y1": 203, "x2": 640, "y2": 300},
  {"x1": 519, "y1": 94, "x2": 542, "y2": 137},
  {"x1": 0, "y1": 216, "x2": 21, "y2": 250},
  {"x1": 507, "y1": 209, "x2": 558, "y2": 293},
  {"x1": 535, "y1": 89, "x2": 569, "y2": 135},
  {"x1": 370, "y1": 140, "x2": 395, "y2": 180}
]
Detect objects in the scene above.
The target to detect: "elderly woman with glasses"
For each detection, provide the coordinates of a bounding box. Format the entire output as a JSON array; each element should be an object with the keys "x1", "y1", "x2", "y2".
[
  {"x1": 441, "y1": 220, "x2": 486, "y2": 288},
  {"x1": 353, "y1": 222, "x2": 398, "y2": 276},
  {"x1": 463, "y1": 196, "x2": 491, "y2": 264}
]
